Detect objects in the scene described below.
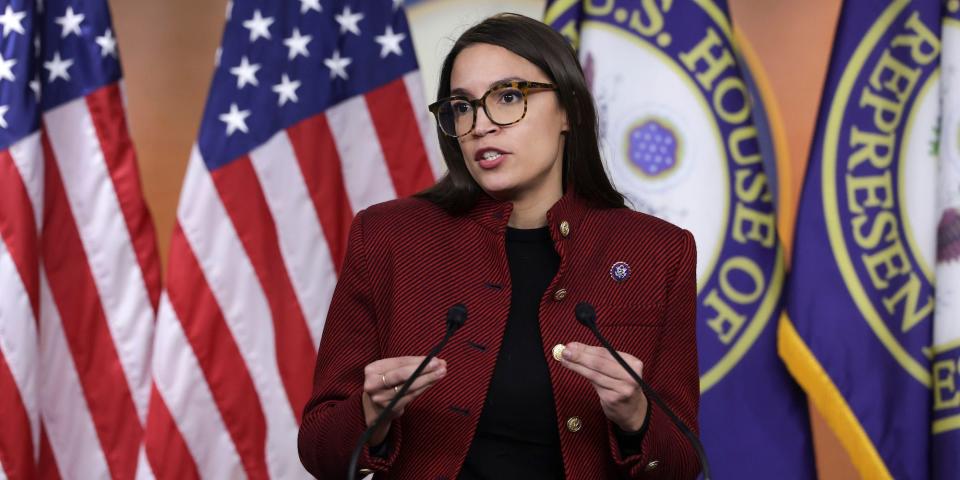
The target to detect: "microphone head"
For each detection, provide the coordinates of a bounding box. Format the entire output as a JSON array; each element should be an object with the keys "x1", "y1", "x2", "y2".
[
  {"x1": 574, "y1": 302, "x2": 597, "y2": 328},
  {"x1": 446, "y1": 303, "x2": 467, "y2": 330}
]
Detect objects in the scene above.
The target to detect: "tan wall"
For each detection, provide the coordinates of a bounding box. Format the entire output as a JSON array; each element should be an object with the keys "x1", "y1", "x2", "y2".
[{"x1": 108, "y1": 0, "x2": 853, "y2": 477}]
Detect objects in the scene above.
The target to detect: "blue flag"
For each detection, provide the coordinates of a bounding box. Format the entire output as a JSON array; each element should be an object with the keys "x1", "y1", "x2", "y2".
[
  {"x1": 544, "y1": 1, "x2": 814, "y2": 478},
  {"x1": 782, "y1": 0, "x2": 958, "y2": 478}
]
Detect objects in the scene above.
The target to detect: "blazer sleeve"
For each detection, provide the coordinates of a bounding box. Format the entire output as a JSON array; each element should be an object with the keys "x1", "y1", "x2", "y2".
[
  {"x1": 298, "y1": 210, "x2": 403, "y2": 478},
  {"x1": 608, "y1": 229, "x2": 701, "y2": 479}
]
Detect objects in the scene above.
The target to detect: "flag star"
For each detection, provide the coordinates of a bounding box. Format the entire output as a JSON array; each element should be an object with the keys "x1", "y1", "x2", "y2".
[
  {"x1": 44, "y1": 52, "x2": 73, "y2": 82},
  {"x1": 0, "y1": 53, "x2": 15, "y2": 82},
  {"x1": 0, "y1": 105, "x2": 8, "y2": 128},
  {"x1": 272, "y1": 74, "x2": 301, "y2": 106},
  {"x1": 215, "y1": 47, "x2": 222, "y2": 66},
  {"x1": 229, "y1": 56, "x2": 261, "y2": 89},
  {"x1": 374, "y1": 26, "x2": 406, "y2": 58},
  {"x1": 225, "y1": 0, "x2": 233, "y2": 20},
  {"x1": 324, "y1": 49, "x2": 351, "y2": 80},
  {"x1": 96, "y1": 29, "x2": 117, "y2": 57},
  {"x1": 335, "y1": 6, "x2": 364, "y2": 36},
  {"x1": 55, "y1": 6, "x2": 84, "y2": 38},
  {"x1": 300, "y1": 0, "x2": 321, "y2": 14},
  {"x1": 0, "y1": 6, "x2": 26, "y2": 38},
  {"x1": 283, "y1": 28, "x2": 311, "y2": 60},
  {"x1": 242, "y1": 9, "x2": 273, "y2": 42},
  {"x1": 30, "y1": 76, "x2": 40, "y2": 98},
  {"x1": 392, "y1": 0, "x2": 403, "y2": 10},
  {"x1": 219, "y1": 103, "x2": 251, "y2": 136}
]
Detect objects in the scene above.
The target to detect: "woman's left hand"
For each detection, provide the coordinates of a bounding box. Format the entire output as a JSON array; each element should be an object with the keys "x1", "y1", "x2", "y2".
[{"x1": 560, "y1": 342, "x2": 649, "y2": 432}]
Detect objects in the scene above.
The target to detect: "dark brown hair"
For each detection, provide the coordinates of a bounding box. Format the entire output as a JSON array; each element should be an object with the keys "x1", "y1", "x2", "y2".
[{"x1": 416, "y1": 13, "x2": 625, "y2": 214}]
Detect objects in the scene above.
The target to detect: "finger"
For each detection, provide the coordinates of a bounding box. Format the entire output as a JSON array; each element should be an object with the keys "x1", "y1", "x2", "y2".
[
  {"x1": 364, "y1": 358, "x2": 446, "y2": 391},
  {"x1": 563, "y1": 343, "x2": 641, "y2": 382},
  {"x1": 560, "y1": 357, "x2": 623, "y2": 391},
  {"x1": 369, "y1": 367, "x2": 447, "y2": 405}
]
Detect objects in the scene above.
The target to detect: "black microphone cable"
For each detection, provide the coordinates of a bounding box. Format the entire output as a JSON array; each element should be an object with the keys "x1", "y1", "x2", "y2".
[
  {"x1": 573, "y1": 302, "x2": 711, "y2": 480},
  {"x1": 346, "y1": 303, "x2": 468, "y2": 480}
]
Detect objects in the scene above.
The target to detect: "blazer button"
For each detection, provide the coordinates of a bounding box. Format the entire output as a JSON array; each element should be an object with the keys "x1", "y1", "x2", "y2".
[
  {"x1": 553, "y1": 288, "x2": 568, "y2": 301},
  {"x1": 644, "y1": 460, "x2": 660, "y2": 472},
  {"x1": 551, "y1": 344, "x2": 566, "y2": 361},
  {"x1": 566, "y1": 416, "x2": 583, "y2": 432},
  {"x1": 559, "y1": 220, "x2": 570, "y2": 237}
]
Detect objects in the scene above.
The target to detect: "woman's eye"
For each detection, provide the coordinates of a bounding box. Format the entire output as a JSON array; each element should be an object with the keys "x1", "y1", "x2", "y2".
[
  {"x1": 452, "y1": 102, "x2": 471, "y2": 115},
  {"x1": 497, "y1": 89, "x2": 522, "y2": 104}
]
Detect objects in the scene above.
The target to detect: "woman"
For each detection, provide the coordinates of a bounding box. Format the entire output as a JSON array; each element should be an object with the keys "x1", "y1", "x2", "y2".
[{"x1": 298, "y1": 13, "x2": 699, "y2": 479}]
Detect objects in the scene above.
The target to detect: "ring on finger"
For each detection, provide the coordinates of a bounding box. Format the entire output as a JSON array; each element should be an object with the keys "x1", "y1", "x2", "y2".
[{"x1": 380, "y1": 374, "x2": 388, "y2": 388}]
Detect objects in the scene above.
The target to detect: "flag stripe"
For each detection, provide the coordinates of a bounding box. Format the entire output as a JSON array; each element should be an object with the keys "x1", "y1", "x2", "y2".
[
  {"x1": 150, "y1": 294, "x2": 245, "y2": 479},
  {"x1": 365, "y1": 77, "x2": 435, "y2": 197},
  {"x1": 0, "y1": 149, "x2": 40, "y2": 319},
  {"x1": 0, "y1": 349, "x2": 36, "y2": 479},
  {"x1": 37, "y1": 425, "x2": 60, "y2": 480},
  {"x1": 286, "y1": 115, "x2": 353, "y2": 272},
  {"x1": 40, "y1": 134, "x2": 142, "y2": 480},
  {"x1": 166, "y1": 224, "x2": 267, "y2": 479},
  {"x1": 84, "y1": 83, "x2": 162, "y2": 311},
  {"x1": 0, "y1": 236, "x2": 39, "y2": 459},
  {"x1": 144, "y1": 382, "x2": 200, "y2": 480},
  {"x1": 403, "y1": 71, "x2": 444, "y2": 179},
  {"x1": 249, "y1": 132, "x2": 337, "y2": 348},
  {"x1": 38, "y1": 273, "x2": 111, "y2": 479},
  {"x1": 7, "y1": 134, "x2": 44, "y2": 233},
  {"x1": 45, "y1": 101, "x2": 153, "y2": 421},
  {"x1": 327, "y1": 96, "x2": 398, "y2": 211},
  {"x1": 210, "y1": 156, "x2": 316, "y2": 420}
]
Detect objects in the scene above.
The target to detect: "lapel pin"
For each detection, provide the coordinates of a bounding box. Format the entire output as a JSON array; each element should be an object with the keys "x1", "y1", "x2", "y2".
[{"x1": 610, "y1": 261, "x2": 630, "y2": 282}]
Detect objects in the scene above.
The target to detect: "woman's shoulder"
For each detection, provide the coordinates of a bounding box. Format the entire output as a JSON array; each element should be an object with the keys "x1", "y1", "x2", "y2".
[
  {"x1": 591, "y1": 206, "x2": 691, "y2": 242},
  {"x1": 356, "y1": 196, "x2": 452, "y2": 231}
]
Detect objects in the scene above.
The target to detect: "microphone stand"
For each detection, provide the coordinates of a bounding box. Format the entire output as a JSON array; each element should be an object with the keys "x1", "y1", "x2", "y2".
[
  {"x1": 574, "y1": 302, "x2": 711, "y2": 480},
  {"x1": 346, "y1": 304, "x2": 467, "y2": 480}
]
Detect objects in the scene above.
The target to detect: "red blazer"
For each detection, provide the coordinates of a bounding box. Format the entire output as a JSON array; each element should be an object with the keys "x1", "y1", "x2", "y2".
[{"x1": 298, "y1": 192, "x2": 700, "y2": 479}]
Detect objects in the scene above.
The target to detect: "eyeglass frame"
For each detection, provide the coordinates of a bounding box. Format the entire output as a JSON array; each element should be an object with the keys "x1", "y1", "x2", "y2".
[{"x1": 428, "y1": 81, "x2": 558, "y2": 138}]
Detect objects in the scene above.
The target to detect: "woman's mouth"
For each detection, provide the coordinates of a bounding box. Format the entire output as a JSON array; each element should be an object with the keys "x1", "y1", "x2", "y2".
[{"x1": 476, "y1": 149, "x2": 507, "y2": 169}]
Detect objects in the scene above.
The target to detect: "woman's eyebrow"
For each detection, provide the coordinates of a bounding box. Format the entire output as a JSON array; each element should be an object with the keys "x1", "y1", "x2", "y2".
[{"x1": 450, "y1": 77, "x2": 527, "y2": 97}]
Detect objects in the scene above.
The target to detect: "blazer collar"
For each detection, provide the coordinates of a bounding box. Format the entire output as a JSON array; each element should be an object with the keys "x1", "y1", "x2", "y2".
[{"x1": 466, "y1": 189, "x2": 590, "y2": 241}]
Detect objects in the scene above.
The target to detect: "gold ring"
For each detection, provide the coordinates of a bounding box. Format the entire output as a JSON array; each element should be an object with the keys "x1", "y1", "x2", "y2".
[{"x1": 380, "y1": 374, "x2": 387, "y2": 388}]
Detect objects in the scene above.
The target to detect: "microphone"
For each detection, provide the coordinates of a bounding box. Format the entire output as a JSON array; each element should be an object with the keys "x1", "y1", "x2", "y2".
[
  {"x1": 347, "y1": 303, "x2": 468, "y2": 480},
  {"x1": 574, "y1": 302, "x2": 711, "y2": 480}
]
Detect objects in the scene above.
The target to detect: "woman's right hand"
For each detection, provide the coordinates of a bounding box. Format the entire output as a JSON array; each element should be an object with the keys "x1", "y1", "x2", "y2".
[{"x1": 361, "y1": 356, "x2": 447, "y2": 446}]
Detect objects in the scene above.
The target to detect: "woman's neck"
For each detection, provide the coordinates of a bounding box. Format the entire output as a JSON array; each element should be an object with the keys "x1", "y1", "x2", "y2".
[{"x1": 507, "y1": 187, "x2": 563, "y2": 229}]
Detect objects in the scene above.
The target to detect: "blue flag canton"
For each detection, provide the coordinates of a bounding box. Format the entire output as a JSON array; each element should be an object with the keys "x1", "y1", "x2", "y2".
[
  {"x1": 198, "y1": 0, "x2": 419, "y2": 171},
  {"x1": 0, "y1": 0, "x2": 39, "y2": 150},
  {"x1": 38, "y1": 0, "x2": 123, "y2": 111}
]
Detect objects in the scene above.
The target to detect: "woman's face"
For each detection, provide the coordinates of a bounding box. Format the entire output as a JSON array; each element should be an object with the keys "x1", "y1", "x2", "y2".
[{"x1": 449, "y1": 43, "x2": 568, "y2": 203}]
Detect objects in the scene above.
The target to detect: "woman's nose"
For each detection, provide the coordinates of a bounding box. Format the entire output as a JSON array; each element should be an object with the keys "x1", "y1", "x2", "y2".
[{"x1": 472, "y1": 105, "x2": 499, "y2": 136}]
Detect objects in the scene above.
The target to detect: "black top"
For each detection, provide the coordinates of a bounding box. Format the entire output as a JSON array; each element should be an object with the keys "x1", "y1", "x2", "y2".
[{"x1": 459, "y1": 226, "x2": 565, "y2": 479}]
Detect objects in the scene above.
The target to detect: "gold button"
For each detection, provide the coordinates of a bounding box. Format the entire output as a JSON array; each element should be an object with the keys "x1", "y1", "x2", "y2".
[
  {"x1": 644, "y1": 460, "x2": 660, "y2": 472},
  {"x1": 551, "y1": 344, "x2": 566, "y2": 361},
  {"x1": 559, "y1": 220, "x2": 570, "y2": 237},
  {"x1": 566, "y1": 416, "x2": 583, "y2": 432},
  {"x1": 553, "y1": 288, "x2": 567, "y2": 301}
]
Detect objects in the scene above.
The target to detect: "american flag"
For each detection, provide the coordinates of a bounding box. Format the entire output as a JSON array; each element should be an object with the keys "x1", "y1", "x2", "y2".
[
  {"x1": 143, "y1": 0, "x2": 439, "y2": 477},
  {"x1": 0, "y1": 0, "x2": 162, "y2": 478}
]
